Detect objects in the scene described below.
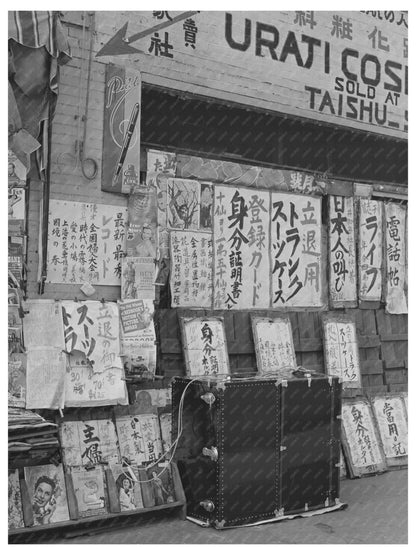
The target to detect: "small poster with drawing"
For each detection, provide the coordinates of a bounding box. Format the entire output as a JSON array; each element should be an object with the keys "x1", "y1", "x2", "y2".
[{"x1": 71, "y1": 466, "x2": 107, "y2": 517}]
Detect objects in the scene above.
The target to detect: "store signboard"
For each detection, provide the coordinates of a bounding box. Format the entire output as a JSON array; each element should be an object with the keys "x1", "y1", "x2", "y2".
[{"x1": 95, "y1": 11, "x2": 408, "y2": 139}]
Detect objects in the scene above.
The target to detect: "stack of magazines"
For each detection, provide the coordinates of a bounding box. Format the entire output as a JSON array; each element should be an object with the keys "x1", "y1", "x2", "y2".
[{"x1": 9, "y1": 408, "x2": 59, "y2": 459}]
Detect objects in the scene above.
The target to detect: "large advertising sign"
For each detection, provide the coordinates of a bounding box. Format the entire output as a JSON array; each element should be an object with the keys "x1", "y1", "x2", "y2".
[{"x1": 95, "y1": 11, "x2": 407, "y2": 139}]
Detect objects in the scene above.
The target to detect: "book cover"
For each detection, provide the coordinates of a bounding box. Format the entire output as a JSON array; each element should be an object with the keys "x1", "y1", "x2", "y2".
[
  {"x1": 8, "y1": 469, "x2": 24, "y2": 530},
  {"x1": 24, "y1": 464, "x2": 70, "y2": 526}
]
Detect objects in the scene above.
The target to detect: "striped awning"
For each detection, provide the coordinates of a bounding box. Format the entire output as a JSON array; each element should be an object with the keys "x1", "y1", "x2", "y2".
[{"x1": 8, "y1": 11, "x2": 71, "y2": 63}]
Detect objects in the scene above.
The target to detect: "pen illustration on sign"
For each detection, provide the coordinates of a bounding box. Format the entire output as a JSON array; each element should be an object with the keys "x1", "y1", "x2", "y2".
[{"x1": 112, "y1": 102, "x2": 140, "y2": 187}]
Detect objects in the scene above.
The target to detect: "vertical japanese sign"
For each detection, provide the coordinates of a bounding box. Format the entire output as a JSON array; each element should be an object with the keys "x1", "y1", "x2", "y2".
[
  {"x1": 328, "y1": 196, "x2": 357, "y2": 306},
  {"x1": 213, "y1": 185, "x2": 270, "y2": 309},
  {"x1": 62, "y1": 301, "x2": 123, "y2": 371},
  {"x1": 169, "y1": 230, "x2": 213, "y2": 307},
  {"x1": 322, "y1": 315, "x2": 361, "y2": 389},
  {"x1": 385, "y1": 203, "x2": 407, "y2": 314},
  {"x1": 359, "y1": 199, "x2": 383, "y2": 302},
  {"x1": 115, "y1": 413, "x2": 163, "y2": 465},
  {"x1": 102, "y1": 65, "x2": 141, "y2": 193},
  {"x1": 271, "y1": 193, "x2": 323, "y2": 308},
  {"x1": 47, "y1": 200, "x2": 127, "y2": 285},
  {"x1": 251, "y1": 317, "x2": 297, "y2": 376},
  {"x1": 371, "y1": 396, "x2": 408, "y2": 464},
  {"x1": 180, "y1": 317, "x2": 230, "y2": 376},
  {"x1": 342, "y1": 399, "x2": 386, "y2": 477}
]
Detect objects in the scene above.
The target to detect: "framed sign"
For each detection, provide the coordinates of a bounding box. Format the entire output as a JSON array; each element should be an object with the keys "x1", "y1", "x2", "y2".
[
  {"x1": 251, "y1": 316, "x2": 297, "y2": 377},
  {"x1": 370, "y1": 395, "x2": 408, "y2": 467},
  {"x1": 322, "y1": 313, "x2": 362, "y2": 389},
  {"x1": 180, "y1": 316, "x2": 230, "y2": 377},
  {"x1": 341, "y1": 398, "x2": 386, "y2": 477}
]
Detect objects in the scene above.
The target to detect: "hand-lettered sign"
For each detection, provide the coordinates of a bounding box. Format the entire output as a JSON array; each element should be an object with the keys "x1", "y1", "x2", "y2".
[
  {"x1": 251, "y1": 316, "x2": 297, "y2": 377},
  {"x1": 384, "y1": 202, "x2": 407, "y2": 314},
  {"x1": 358, "y1": 199, "x2": 383, "y2": 303},
  {"x1": 371, "y1": 395, "x2": 408, "y2": 467}
]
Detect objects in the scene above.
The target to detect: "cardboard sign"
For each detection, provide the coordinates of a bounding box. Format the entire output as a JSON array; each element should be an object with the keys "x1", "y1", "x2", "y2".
[
  {"x1": 371, "y1": 395, "x2": 408, "y2": 467},
  {"x1": 170, "y1": 230, "x2": 213, "y2": 307},
  {"x1": 385, "y1": 202, "x2": 407, "y2": 314},
  {"x1": 102, "y1": 65, "x2": 141, "y2": 194},
  {"x1": 180, "y1": 316, "x2": 230, "y2": 376},
  {"x1": 213, "y1": 185, "x2": 271, "y2": 309},
  {"x1": 22, "y1": 300, "x2": 65, "y2": 350},
  {"x1": 115, "y1": 413, "x2": 163, "y2": 465},
  {"x1": 47, "y1": 200, "x2": 127, "y2": 286},
  {"x1": 358, "y1": 199, "x2": 383, "y2": 302},
  {"x1": 252, "y1": 316, "x2": 297, "y2": 377}
]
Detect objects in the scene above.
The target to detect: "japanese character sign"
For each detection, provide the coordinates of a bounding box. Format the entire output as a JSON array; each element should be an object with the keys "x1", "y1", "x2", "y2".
[
  {"x1": 342, "y1": 399, "x2": 386, "y2": 477},
  {"x1": 384, "y1": 202, "x2": 407, "y2": 314},
  {"x1": 115, "y1": 413, "x2": 162, "y2": 465},
  {"x1": 62, "y1": 301, "x2": 123, "y2": 371},
  {"x1": 180, "y1": 316, "x2": 230, "y2": 376},
  {"x1": 358, "y1": 199, "x2": 383, "y2": 302},
  {"x1": 252, "y1": 316, "x2": 297, "y2": 377},
  {"x1": 322, "y1": 315, "x2": 362, "y2": 389},
  {"x1": 271, "y1": 192, "x2": 323, "y2": 308},
  {"x1": 328, "y1": 196, "x2": 357, "y2": 306},
  {"x1": 47, "y1": 200, "x2": 127, "y2": 286},
  {"x1": 214, "y1": 185, "x2": 270, "y2": 309},
  {"x1": 170, "y1": 230, "x2": 213, "y2": 307},
  {"x1": 371, "y1": 395, "x2": 408, "y2": 465}
]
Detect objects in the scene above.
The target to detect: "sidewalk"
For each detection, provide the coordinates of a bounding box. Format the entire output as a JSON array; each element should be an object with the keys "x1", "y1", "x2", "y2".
[{"x1": 40, "y1": 468, "x2": 407, "y2": 544}]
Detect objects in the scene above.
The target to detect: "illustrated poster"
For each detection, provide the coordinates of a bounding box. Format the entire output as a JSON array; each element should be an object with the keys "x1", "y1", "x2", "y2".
[
  {"x1": 24, "y1": 464, "x2": 70, "y2": 526},
  {"x1": 26, "y1": 348, "x2": 66, "y2": 409},
  {"x1": 372, "y1": 395, "x2": 408, "y2": 464},
  {"x1": 385, "y1": 203, "x2": 407, "y2": 314},
  {"x1": 23, "y1": 300, "x2": 65, "y2": 350},
  {"x1": 213, "y1": 186, "x2": 270, "y2": 309},
  {"x1": 359, "y1": 199, "x2": 383, "y2": 302},
  {"x1": 170, "y1": 230, "x2": 213, "y2": 308},
  {"x1": 180, "y1": 316, "x2": 230, "y2": 376},
  {"x1": 71, "y1": 467, "x2": 107, "y2": 517},
  {"x1": 133, "y1": 388, "x2": 172, "y2": 408},
  {"x1": 271, "y1": 192, "x2": 323, "y2": 308},
  {"x1": 252, "y1": 316, "x2": 297, "y2": 376},
  {"x1": 121, "y1": 256, "x2": 155, "y2": 300},
  {"x1": 126, "y1": 183, "x2": 158, "y2": 257},
  {"x1": 328, "y1": 195, "x2": 357, "y2": 306},
  {"x1": 47, "y1": 200, "x2": 127, "y2": 286},
  {"x1": 167, "y1": 178, "x2": 200, "y2": 230}
]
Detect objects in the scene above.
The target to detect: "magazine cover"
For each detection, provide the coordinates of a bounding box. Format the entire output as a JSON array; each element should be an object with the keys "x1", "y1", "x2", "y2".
[
  {"x1": 8, "y1": 469, "x2": 24, "y2": 530},
  {"x1": 110, "y1": 463, "x2": 144, "y2": 511},
  {"x1": 8, "y1": 353, "x2": 26, "y2": 408},
  {"x1": 71, "y1": 466, "x2": 107, "y2": 517},
  {"x1": 146, "y1": 464, "x2": 176, "y2": 506}
]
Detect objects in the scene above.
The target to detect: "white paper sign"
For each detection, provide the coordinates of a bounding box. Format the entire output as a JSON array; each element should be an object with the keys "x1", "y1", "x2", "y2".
[
  {"x1": 62, "y1": 301, "x2": 123, "y2": 371},
  {"x1": 23, "y1": 300, "x2": 65, "y2": 350},
  {"x1": 271, "y1": 192, "x2": 323, "y2": 308},
  {"x1": 47, "y1": 200, "x2": 127, "y2": 285},
  {"x1": 359, "y1": 199, "x2": 383, "y2": 302},
  {"x1": 328, "y1": 196, "x2": 357, "y2": 305},
  {"x1": 170, "y1": 230, "x2": 213, "y2": 307},
  {"x1": 181, "y1": 317, "x2": 230, "y2": 376},
  {"x1": 342, "y1": 401, "x2": 384, "y2": 470},
  {"x1": 252, "y1": 317, "x2": 297, "y2": 375},
  {"x1": 115, "y1": 413, "x2": 163, "y2": 465},
  {"x1": 213, "y1": 186, "x2": 270, "y2": 309},
  {"x1": 323, "y1": 318, "x2": 361, "y2": 388},
  {"x1": 372, "y1": 396, "x2": 408, "y2": 459},
  {"x1": 26, "y1": 348, "x2": 66, "y2": 409},
  {"x1": 385, "y1": 203, "x2": 407, "y2": 314}
]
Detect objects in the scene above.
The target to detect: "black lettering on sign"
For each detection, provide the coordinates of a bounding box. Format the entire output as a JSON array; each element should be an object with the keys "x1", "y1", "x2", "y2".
[
  {"x1": 384, "y1": 60, "x2": 402, "y2": 93},
  {"x1": 225, "y1": 12, "x2": 251, "y2": 51},
  {"x1": 361, "y1": 54, "x2": 381, "y2": 87},
  {"x1": 255, "y1": 22, "x2": 279, "y2": 59},
  {"x1": 342, "y1": 48, "x2": 359, "y2": 81}
]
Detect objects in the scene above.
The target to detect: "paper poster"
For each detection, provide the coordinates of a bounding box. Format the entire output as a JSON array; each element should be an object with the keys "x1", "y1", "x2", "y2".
[
  {"x1": 47, "y1": 200, "x2": 127, "y2": 286},
  {"x1": 170, "y1": 230, "x2": 213, "y2": 307},
  {"x1": 8, "y1": 353, "x2": 26, "y2": 408},
  {"x1": 167, "y1": 178, "x2": 200, "y2": 230},
  {"x1": 126, "y1": 183, "x2": 158, "y2": 257},
  {"x1": 65, "y1": 350, "x2": 128, "y2": 407},
  {"x1": 146, "y1": 149, "x2": 177, "y2": 260},
  {"x1": 62, "y1": 301, "x2": 123, "y2": 370},
  {"x1": 342, "y1": 401, "x2": 385, "y2": 476},
  {"x1": 71, "y1": 467, "x2": 107, "y2": 517},
  {"x1": 23, "y1": 300, "x2": 65, "y2": 350},
  {"x1": 322, "y1": 316, "x2": 362, "y2": 389},
  {"x1": 8, "y1": 469, "x2": 24, "y2": 530},
  {"x1": 121, "y1": 256, "x2": 155, "y2": 300},
  {"x1": 180, "y1": 316, "x2": 230, "y2": 376},
  {"x1": 60, "y1": 418, "x2": 120, "y2": 467},
  {"x1": 200, "y1": 182, "x2": 213, "y2": 229},
  {"x1": 8, "y1": 187, "x2": 25, "y2": 235},
  {"x1": 8, "y1": 149, "x2": 26, "y2": 188},
  {"x1": 359, "y1": 199, "x2": 383, "y2": 302},
  {"x1": 252, "y1": 317, "x2": 297, "y2": 376},
  {"x1": 102, "y1": 65, "x2": 141, "y2": 194},
  {"x1": 24, "y1": 464, "x2": 70, "y2": 526},
  {"x1": 147, "y1": 464, "x2": 176, "y2": 505},
  {"x1": 271, "y1": 192, "x2": 323, "y2": 308},
  {"x1": 328, "y1": 196, "x2": 357, "y2": 306},
  {"x1": 26, "y1": 348, "x2": 66, "y2": 409},
  {"x1": 119, "y1": 299, "x2": 157, "y2": 378},
  {"x1": 160, "y1": 413, "x2": 172, "y2": 454},
  {"x1": 133, "y1": 388, "x2": 172, "y2": 408},
  {"x1": 110, "y1": 463, "x2": 144, "y2": 511},
  {"x1": 213, "y1": 186, "x2": 270, "y2": 309},
  {"x1": 115, "y1": 413, "x2": 163, "y2": 465},
  {"x1": 372, "y1": 396, "x2": 408, "y2": 462},
  {"x1": 8, "y1": 240, "x2": 24, "y2": 282},
  {"x1": 385, "y1": 203, "x2": 407, "y2": 314}
]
